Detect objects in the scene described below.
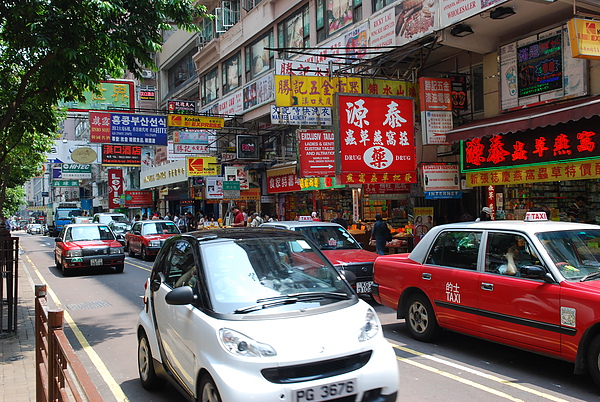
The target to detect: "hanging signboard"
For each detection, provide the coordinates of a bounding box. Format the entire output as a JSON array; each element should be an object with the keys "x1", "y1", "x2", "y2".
[
  {"x1": 102, "y1": 145, "x2": 142, "y2": 166},
  {"x1": 568, "y1": 18, "x2": 600, "y2": 60},
  {"x1": 167, "y1": 114, "x2": 225, "y2": 129},
  {"x1": 108, "y1": 169, "x2": 123, "y2": 209},
  {"x1": 61, "y1": 164, "x2": 92, "y2": 179},
  {"x1": 297, "y1": 129, "x2": 336, "y2": 177}
]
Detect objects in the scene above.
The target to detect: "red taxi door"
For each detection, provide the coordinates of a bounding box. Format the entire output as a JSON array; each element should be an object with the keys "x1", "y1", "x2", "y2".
[
  {"x1": 419, "y1": 230, "x2": 482, "y2": 333},
  {"x1": 478, "y1": 232, "x2": 561, "y2": 353}
]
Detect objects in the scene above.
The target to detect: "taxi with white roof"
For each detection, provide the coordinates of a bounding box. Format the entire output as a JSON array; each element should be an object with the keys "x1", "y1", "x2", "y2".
[{"x1": 372, "y1": 212, "x2": 600, "y2": 389}]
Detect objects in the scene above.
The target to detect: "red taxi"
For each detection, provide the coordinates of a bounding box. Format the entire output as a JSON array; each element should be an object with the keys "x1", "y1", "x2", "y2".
[
  {"x1": 125, "y1": 220, "x2": 180, "y2": 261},
  {"x1": 54, "y1": 223, "x2": 125, "y2": 276},
  {"x1": 372, "y1": 213, "x2": 600, "y2": 389},
  {"x1": 261, "y1": 221, "x2": 378, "y2": 295}
]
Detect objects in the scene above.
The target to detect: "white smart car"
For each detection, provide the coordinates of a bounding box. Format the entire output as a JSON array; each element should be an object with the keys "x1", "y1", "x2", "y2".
[{"x1": 137, "y1": 228, "x2": 399, "y2": 401}]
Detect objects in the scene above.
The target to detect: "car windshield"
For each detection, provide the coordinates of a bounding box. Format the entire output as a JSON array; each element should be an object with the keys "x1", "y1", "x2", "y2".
[
  {"x1": 537, "y1": 229, "x2": 600, "y2": 281},
  {"x1": 295, "y1": 226, "x2": 361, "y2": 250},
  {"x1": 65, "y1": 226, "x2": 115, "y2": 241},
  {"x1": 142, "y1": 222, "x2": 179, "y2": 235},
  {"x1": 111, "y1": 222, "x2": 130, "y2": 232},
  {"x1": 201, "y1": 237, "x2": 353, "y2": 314},
  {"x1": 56, "y1": 210, "x2": 82, "y2": 220}
]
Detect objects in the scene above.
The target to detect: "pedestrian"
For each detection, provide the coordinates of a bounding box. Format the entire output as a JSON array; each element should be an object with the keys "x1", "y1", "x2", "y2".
[
  {"x1": 187, "y1": 212, "x2": 196, "y2": 231},
  {"x1": 370, "y1": 213, "x2": 391, "y2": 256},
  {"x1": 330, "y1": 210, "x2": 348, "y2": 229},
  {"x1": 311, "y1": 211, "x2": 321, "y2": 221},
  {"x1": 164, "y1": 212, "x2": 172, "y2": 221},
  {"x1": 131, "y1": 214, "x2": 140, "y2": 225},
  {"x1": 142, "y1": 213, "x2": 148, "y2": 220},
  {"x1": 567, "y1": 196, "x2": 587, "y2": 222},
  {"x1": 476, "y1": 207, "x2": 493, "y2": 221},
  {"x1": 231, "y1": 207, "x2": 246, "y2": 227},
  {"x1": 250, "y1": 212, "x2": 264, "y2": 227}
]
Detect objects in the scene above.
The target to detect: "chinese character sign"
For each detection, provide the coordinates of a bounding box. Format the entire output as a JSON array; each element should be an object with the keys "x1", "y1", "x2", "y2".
[
  {"x1": 337, "y1": 94, "x2": 416, "y2": 184},
  {"x1": 275, "y1": 76, "x2": 362, "y2": 107},
  {"x1": 108, "y1": 169, "x2": 123, "y2": 209},
  {"x1": 110, "y1": 113, "x2": 167, "y2": 145}
]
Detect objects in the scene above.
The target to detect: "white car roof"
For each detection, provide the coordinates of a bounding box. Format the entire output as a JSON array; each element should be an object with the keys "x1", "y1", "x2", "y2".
[{"x1": 261, "y1": 221, "x2": 344, "y2": 229}]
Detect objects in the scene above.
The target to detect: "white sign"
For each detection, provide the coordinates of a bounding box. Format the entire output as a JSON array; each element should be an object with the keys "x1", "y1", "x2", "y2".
[
  {"x1": 218, "y1": 90, "x2": 243, "y2": 116},
  {"x1": 205, "y1": 177, "x2": 224, "y2": 199},
  {"x1": 271, "y1": 106, "x2": 333, "y2": 125},
  {"x1": 422, "y1": 164, "x2": 460, "y2": 192},
  {"x1": 275, "y1": 59, "x2": 330, "y2": 76},
  {"x1": 46, "y1": 141, "x2": 101, "y2": 164},
  {"x1": 369, "y1": 8, "x2": 396, "y2": 50},
  {"x1": 167, "y1": 141, "x2": 187, "y2": 161},
  {"x1": 173, "y1": 144, "x2": 211, "y2": 154},
  {"x1": 422, "y1": 110, "x2": 453, "y2": 145}
]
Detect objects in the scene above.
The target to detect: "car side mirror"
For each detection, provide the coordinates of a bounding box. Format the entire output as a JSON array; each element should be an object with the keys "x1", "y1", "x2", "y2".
[
  {"x1": 55, "y1": 237, "x2": 62, "y2": 243},
  {"x1": 165, "y1": 286, "x2": 196, "y2": 305},
  {"x1": 520, "y1": 265, "x2": 554, "y2": 282},
  {"x1": 133, "y1": 230, "x2": 141, "y2": 235}
]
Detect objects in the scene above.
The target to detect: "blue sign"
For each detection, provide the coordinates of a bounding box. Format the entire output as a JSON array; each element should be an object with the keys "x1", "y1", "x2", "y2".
[
  {"x1": 110, "y1": 113, "x2": 167, "y2": 145},
  {"x1": 425, "y1": 191, "x2": 462, "y2": 199},
  {"x1": 52, "y1": 168, "x2": 62, "y2": 179}
]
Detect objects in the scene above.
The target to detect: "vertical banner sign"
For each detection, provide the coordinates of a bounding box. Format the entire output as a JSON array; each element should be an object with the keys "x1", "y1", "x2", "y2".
[
  {"x1": 419, "y1": 77, "x2": 452, "y2": 145},
  {"x1": 89, "y1": 112, "x2": 111, "y2": 143},
  {"x1": 108, "y1": 169, "x2": 123, "y2": 209},
  {"x1": 336, "y1": 94, "x2": 416, "y2": 184}
]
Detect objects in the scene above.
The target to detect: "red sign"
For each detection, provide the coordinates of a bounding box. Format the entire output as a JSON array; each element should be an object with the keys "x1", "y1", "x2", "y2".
[
  {"x1": 125, "y1": 190, "x2": 153, "y2": 206},
  {"x1": 89, "y1": 111, "x2": 111, "y2": 143},
  {"x1": 419, "y1": 77, "x2": 452, "y2": 111},
  {"x1": 267, "y1": 172, "x2": 301, "y2": 194},
  {"x1": 298, "y1": 129, "x2": 336, "y2": 177},
  {"x1": 364, "y1": 183, "x2": 410, "y2": 194},
  {"x1": 337, "y1": 94, "x2": 416, "y2": 183},
  {"x1": 102, "y1": 145, "x2": 141, "y2": 166},
  {"x1": 108, "y1": 169, "x2": 123, "y2": 209}
]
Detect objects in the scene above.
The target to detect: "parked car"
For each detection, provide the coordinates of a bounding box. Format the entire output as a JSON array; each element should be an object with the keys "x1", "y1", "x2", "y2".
[
  {"x1": 261, "y1": 221, "x2": 379, "y2": 295},
  {"x1": 27, "y1": 223, "x2": 43, "y2": 234},
  {"x1": 54, "y1": 223, "x2": 125, "y2": 276},
  {"x1": 372, "y1": 212, "x2": 600, "y2": 389},
  {"x1": 125, "y1": 220, "x2": 180, "y2": 261},
  {"x1": 92, "y1": 212, "x2": 130, "y2": 225},
  {"x1": 108, "y1": 220, "x2": 131, "y2": 248},
  {"x1": 137, "y1": 228, "x2": 399, "y2": 401}
]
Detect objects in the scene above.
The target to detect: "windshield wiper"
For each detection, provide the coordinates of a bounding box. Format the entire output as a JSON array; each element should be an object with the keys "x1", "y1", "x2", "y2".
[
  {"x1": 234, "y1": 292, "x2": 351, "y2": 314},
  {"x1": 580, "y1": 272, "x2": 600, "y2": 282}
]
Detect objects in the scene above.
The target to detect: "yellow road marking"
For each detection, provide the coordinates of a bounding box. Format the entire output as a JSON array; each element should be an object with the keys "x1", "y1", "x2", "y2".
[
  {"x1": 125, "y1": 259, "x2": 152, "y2": 271},
  {"x1": 24, "y1": 252, "x2": 130, "y2": 402},
  {"x1": 392, "y1": 343, "x2": 570, "y2": 402}
]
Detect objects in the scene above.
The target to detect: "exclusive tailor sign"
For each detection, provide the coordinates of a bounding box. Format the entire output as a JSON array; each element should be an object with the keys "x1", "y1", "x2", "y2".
[
  {"x1": 335, "y1": 93, "x2": 416, "y2": 184},
  {"x1": 298, "y1": 129, "x2": 335, "y2": 177}
]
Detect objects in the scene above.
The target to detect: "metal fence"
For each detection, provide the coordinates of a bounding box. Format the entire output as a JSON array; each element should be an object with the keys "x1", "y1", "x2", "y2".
[
  {"x1": 0, "y1": 235, "x2": 19, "y2": 335},
  {"x1": 34, "y1": 284, "x2": 103, "y2": 401}
]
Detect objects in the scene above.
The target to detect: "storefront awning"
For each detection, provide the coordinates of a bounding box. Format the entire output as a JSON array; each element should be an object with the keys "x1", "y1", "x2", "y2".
[{"x1": 446, "y1": 95, "x2": 600, "y2": 142}]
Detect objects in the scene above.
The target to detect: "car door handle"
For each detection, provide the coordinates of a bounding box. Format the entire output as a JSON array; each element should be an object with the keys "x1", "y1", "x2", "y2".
[
  {"x1": 422, "y1": 273, "x2": 432, "y2": 280},
  {"x1": 481, "y1": 282, "x2": 494, "y2": 291}
]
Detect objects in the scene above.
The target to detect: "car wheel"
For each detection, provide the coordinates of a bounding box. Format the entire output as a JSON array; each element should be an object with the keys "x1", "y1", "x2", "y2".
[
  {"x1": 404, "y1": 293, "x2": 440, "y2": 342},
  {"x1": 128, "y1": 244, "x2": 135, "y2": 257},
  {"x1": 199, "y1": 374, "x2": 222, "y2": 402},
  {"x1": 588, "y1": 335, "x2": 600, "y2": 389},
  {"x1": 61, "y1": 260, "x2": 71, "y2": 277},
  {"x1": 55, "y1": 255, "x2": 61, "y2": 270},
  {"x1": 142, "y1": 246, "x2": 149, "y2": 261},
  {"x1": 138, "y1": 331, "x2": 165, "y2": 391},
  {"x1": 115, "y1": 264, "x2": 124, "y2": 273}
]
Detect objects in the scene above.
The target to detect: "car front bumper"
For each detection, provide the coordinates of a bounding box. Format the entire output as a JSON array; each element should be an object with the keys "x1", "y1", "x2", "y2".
[{"x1": 64, "y1": 254, "x2": 125, "y2": 269}]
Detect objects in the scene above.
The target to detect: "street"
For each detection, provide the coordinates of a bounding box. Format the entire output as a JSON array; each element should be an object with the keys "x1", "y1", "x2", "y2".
[{"x1": 18, "y1": 232, "x2": 600, "y2": 401}]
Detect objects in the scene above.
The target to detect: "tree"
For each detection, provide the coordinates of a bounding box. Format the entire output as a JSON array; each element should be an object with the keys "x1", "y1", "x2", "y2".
[
  {"x1": 0, "y1": 0, "x2": 209, "y2": 217},
  {"x1": 3, "y1": 186, "x2": 26, "y2": 217}
]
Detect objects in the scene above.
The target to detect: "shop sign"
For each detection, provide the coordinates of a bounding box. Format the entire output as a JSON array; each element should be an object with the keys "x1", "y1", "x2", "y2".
[
  {"x1": 449, "y1": 75, "x2": 468, "y2": 111},
  {"x1": 218, "y1": 90, "x2": 244, "y2": 116},
  {"x1": 167, "y1": 114, "x2": 225, "y2": 129},
  {"x1": 140, "y1": 89, "x2": 155, "y2": 100},
  {"x1": 205, "y1": 177, "x2": 224, "y2": 199},
  {"x1": 363, "y1": 78, "x2": 418, "y2": 101},
  {"x1": 299, "y1": 177, "x2": 343, "y2": 190},
  {"x1": 440, "y1": 0, "x2": 502, "y2": 27},
  {"x1": 298, "y1": 129, "x2": 335, "y2": 177},
  {"x1": 173, "y1": 144, "x2": 210, "y2": 154},
  {"x1": 102, "y1": 144, "x2": 141, "y2": 166},
  {"x1": 394, "y1": 1, "x2": 438, "y2": 47},
  {"x1": 422, "y1": 164, "x2": 460, "y2": 192},
  {"x1": 568, "y1": 18, "x2": 600, "y2": 60},
  {"x1": 369, "y1": 8, "x2": 395, "y2": 49},
  {"x1": 261, "y1": 195, "x2": 275, "y2": 203},
  {"x1": 125, "y1": 190, "x2": 153, "y2": 206},
  {"x1": 267, "y1": 172, "x2": 301, "y2": 194},
  {"x1": 141, "y1": 160, "x2": 187, "y2": 189},
  {"x1": 422, "y1": 110, "x2": 453, "y2": 145},
  {"x1": 173, "y1": 130, "x2": 213, "y2": 144},
  {"x1": 336, "y1": 93, "x2": 417, "y2": 184},
  {"x1": 90, "y1": 112, "x2": 167, "y2": 145},
  {"x1": 419, "y1": 77, "x2": 451, "y2": 111},
  {"x1": 467, "y1": 159, "x2": 600, "y2": 187},
  {"x1": 167, "y1": 100, "x2": 197, "y2": 115},
  {"x1": 236, "y1": 188, "x2": 261, "y2": 201},
  {"x1": 486, "y1": 185, "x2": 496, "y2": 220},
  {"x1": 224, "y1": 166, "x2": 249, "y2": 190},
  {"x1": 425, "y1": 190, "x2": 462, "y2": 199},
  {"x1": 186, "y1": 156, "x2": 218, "y2": 176},
  {"x1": 271, "y1": 106, "x2": 332, "y2": 125},
  {"x1": 236, "y1": 135, "x2": 259, "y2": 160},
  {"x1": 61, "y1": 164, "x2": 91, "y2": 179},
  {"x1": 364, "y1": 183, "x2": 410, "y2": 194},
  {"x1": 517, "y1": 34, "x2": 563, "y2": 98},
  {"x1": 52, "y1": 180, "x2": 78, "y2": 187},
  {"x1": 46, "y1": 141, "x2": 101, "y2": 164},
  {"x1": 53, "y1": 168, "x2": 62, "y2": 179},
  {"x1": 275, "y1": 76, "x2": 362, "y2": 107},
  {"x1": 461, "y1": 117, "x2": 600, "y2": 171},
  {"x1": 275, "y1": 59, "x2": 329, "y2": 76},
  {"x1": 58, "y1": 80, "x2": 135, "y2": 112},
  {"x1": 167, "y1": 141, "x2": 187, "y2": 161},
  {"x1": 243, "y1": 73, "x2": 275, "y2": 111},
  {"x1": 108, "y1": 169, "x2": 123, "y2": 209}
]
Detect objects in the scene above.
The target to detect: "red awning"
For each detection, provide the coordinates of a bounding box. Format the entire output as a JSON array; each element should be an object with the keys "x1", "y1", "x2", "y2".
[{"x1": 445, "y1": 95, "x2": 600, "y2": 142}]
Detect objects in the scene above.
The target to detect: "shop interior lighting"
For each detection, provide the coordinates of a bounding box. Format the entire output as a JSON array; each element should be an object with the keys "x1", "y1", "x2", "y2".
[
  {"x1": 490, "y1": 6, "x2": 516, "y2": 19},
  {"x1": 450, "y1": 24, "x2": 474, "y2": 37}
]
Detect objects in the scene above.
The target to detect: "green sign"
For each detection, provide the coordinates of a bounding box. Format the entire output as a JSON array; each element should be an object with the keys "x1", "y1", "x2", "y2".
[
  {"x1": 52, "y1": 180, "x2": 79, "y2": 187},
  {"x1": 61, "y1": 163, "x2": 92, "y2": 179},
  {"x1": 223, "y1": 180, "x2": 240, "y2": 191}
]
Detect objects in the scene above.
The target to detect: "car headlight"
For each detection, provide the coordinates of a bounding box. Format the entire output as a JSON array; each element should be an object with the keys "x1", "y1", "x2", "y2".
[
  {"x1": 358, "y1": 307, "x2": 380, "y2": 342},
  {"x1": 219, "y1": 328, "x2": 276, "y2": 358},
  {"x1": 149, "y1": 240, "x2": 161, "y2": 247},
  {"x1": 110, "y1": 247, "x2": 124, "y2": 254},
  {"x1": 66, "y1": 250, "x2": 82, "y2": 257}
]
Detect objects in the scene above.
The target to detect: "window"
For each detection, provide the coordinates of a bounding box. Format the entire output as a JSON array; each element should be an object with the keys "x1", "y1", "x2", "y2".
[
  {"x1": 168, "y1": 50, "x2": 196, "y2": 93},
  {"x1": 372, "y1": 0, "x2": 391, "y2": 13},
  {"x1": 161, "y1": 240, "x2": 196, "y2": 288},
  {"x1": 425, "y1": 231, "x2": 481, "y2": 270},
  {"x1": 222, "y1": 52, "x2": 241, "y2": 94},
  {"x1": 485, "y1": 233, "x2": 540, "y2": 276},
  {"x1": 245, "y1": 31, "x2": 274, "y2": 81},
  {"x1": 278, "y1": 7, "x2": 310, "y2": 60},
  {"x1": 201, "y1": 68, "x2": 219, "y2": 105},
  {"x1": 316, "y1": 0, "x2": 356, "y2": 42}
]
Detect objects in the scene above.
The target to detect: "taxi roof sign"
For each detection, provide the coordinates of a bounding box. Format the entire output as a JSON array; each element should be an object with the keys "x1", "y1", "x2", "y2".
[{"x1": 525, "y1": 211, "x2": 548, "y2": 221}]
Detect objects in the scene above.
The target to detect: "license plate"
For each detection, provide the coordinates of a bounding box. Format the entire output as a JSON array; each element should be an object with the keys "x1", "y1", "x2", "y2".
[
  {"x1": 90, "y1": 258, "x2": 103, "y2": 266},
  {"x1": 295, "y1": 379, "x2": 355, "y2": 402},
  {"x1": 356, "y1": 281, "x2": 373, "y2": 294}
]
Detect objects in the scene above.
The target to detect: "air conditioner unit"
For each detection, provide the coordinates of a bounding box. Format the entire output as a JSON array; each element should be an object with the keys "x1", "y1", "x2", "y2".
[{"x1": 141, "y1": 70, "x2": 153, "y2": 79}]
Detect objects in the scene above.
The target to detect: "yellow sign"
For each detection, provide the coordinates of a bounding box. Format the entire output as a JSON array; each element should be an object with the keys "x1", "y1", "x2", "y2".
[
  {"x1": 186, "y1": 156, "x2": 218, "y2": 176},
  {"x1": 275, "y1": 75, "x2": 362, "y2": 107},
  {"x1": 168, "y1": 114, "x2": 225, "y2": 129},
  {"x1": 568, "y1": 18, "x2": 600, "y2": 60},
  {"x1": 466, "y1": 160, "x2": 600, "y2": 187}
]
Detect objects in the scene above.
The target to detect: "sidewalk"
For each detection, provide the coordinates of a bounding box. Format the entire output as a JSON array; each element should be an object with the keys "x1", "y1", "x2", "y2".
[{"x1": 0, "y1": 254, "x2": 37, "y2": 401}]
